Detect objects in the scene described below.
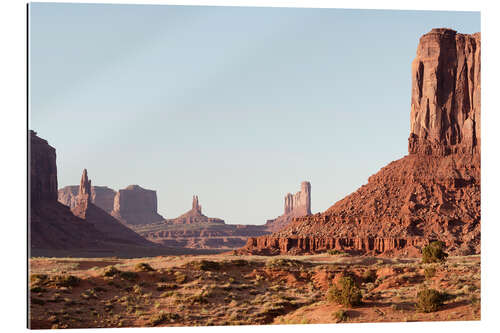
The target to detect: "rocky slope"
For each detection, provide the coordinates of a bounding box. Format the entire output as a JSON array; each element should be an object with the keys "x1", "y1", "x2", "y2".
[
  {"x1": 111, "y1": 185, "x2": 164, "y2": 225},
  {"x1": 58, "y1": 185, "x2": 116, "y2": 212},
  {"x1": 242, "y1": 28, "x2": 480, "y2": 257},
  {"x1": 265, "y1": 181, "x2": 312, "y2": 232}
]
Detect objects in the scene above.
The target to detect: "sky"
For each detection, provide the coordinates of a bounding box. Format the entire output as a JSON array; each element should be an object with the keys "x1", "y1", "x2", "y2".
[{"x1": 29, "y1": 3, "x2": 480, "y2": 225}]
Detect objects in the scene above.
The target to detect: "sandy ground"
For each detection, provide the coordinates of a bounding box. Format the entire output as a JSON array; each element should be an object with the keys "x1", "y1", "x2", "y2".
[{"x1": 28, "y1": 253, "x2": 480, "y2": 329}]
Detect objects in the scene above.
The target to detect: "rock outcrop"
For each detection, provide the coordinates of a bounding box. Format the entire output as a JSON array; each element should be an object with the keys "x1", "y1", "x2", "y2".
[
  {"x1": 58, "y1": 185, "x2": 116, "y2": 213},
  {"x1": 241, "y1": 28, "x2": 480, "y2": 257},
  {"x1": 111, "y1": 185, "x2": 164, "y2": 225},
  {"x1": 163, "y1": 195, "x2": 225, "y2": 225},
  {"x1": 265, "y1": 181, "x2": 312, "y2": 232}
]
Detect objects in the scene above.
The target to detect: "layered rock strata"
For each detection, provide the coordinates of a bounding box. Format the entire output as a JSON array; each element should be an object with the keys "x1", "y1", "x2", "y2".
[
  {"x1": 242, "y1": 28, "x2": 481, "y2": 257},
  {"x1": 265, "y1": 181, "x2": 312, "y2": 232},
  {"x1": 111, "y1": 185, "x2": 164, "y2": 225},
  {"x1": 131, "y1": 195, "x2": 269, "y2": 249}
]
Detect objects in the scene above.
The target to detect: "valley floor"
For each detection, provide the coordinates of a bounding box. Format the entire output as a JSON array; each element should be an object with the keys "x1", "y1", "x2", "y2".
[{"x1": 28, "y1": 253, "x2": 480, "y2": 329}]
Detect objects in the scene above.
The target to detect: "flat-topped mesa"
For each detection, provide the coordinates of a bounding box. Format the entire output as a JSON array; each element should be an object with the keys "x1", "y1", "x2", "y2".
[
  {"x1": 409, "y1": 28, "x2": 481, "y2": 156},
  {"x1": 30, "y1": 130, "x2": 58, "y2": 204},
  {"x1": 111, "y1": 185, "x2": 164, "y2": 225},
  {"x1": 266, "y1": 181, "x2": 312, "y2": 232},
  {"x1": 165, "y1": 195, "x2": 225, "y2": 225}
]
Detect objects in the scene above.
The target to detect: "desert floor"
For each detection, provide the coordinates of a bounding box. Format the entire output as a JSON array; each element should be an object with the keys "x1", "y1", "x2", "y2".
[{"x1": 29, "y1": 253, "x2": 480, "y2": 329}]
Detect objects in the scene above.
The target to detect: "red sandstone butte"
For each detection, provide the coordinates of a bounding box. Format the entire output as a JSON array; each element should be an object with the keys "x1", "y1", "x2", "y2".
[
  {"x1": 265, "y1": 181, "x2": 312, "y2": 232},
  {"x1": 111, "y1": 185, "x2": 164, "y2": 225},
  {"x1": 241, "y1": 28, "x2": 481, "y2": 257}
]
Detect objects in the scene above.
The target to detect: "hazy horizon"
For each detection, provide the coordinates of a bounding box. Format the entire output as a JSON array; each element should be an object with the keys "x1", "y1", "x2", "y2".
[{"x1": 29, "y1": 3, "x2": 480, "y2": 225}]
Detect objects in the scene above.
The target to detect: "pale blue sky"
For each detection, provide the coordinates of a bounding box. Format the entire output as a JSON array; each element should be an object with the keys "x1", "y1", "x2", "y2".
[{"x1": 29, "y1": 3, "x2": 480, "y2": 225}]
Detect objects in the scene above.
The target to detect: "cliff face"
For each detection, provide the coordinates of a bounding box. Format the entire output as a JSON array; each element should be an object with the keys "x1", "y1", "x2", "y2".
[
  {"x1": 409, "y1": 29, "x2": 481, "y2": 156},
  {"x1": 265, "y1": 181, "x2": 312, "y2": 232},
  {"x1": 58, "y1": 185, "x2": 116, "y2": 213},
  {"x1": 111, "y1": 185, "x2": 164, "y2": 225},
  {"x1": 30, "y1": 130, "x2": 58, "y2": 204},
  {"x1": 242, "y1": 28, "x2": 480, "y2": 257}
]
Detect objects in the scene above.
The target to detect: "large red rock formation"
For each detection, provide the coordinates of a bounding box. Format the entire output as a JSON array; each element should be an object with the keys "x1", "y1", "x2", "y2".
[
  {"x1": 58, "y1": 185, "x2": 116, "y2": 213},
  {"x1": 110, "y1": 185, "x2": 164, "y2": 225},
  {"x1": 265, "y1": 181, "x2": 312, "y2": 232},
  {"x1": 409, "y1": 28, "x2": 481, "y2": 156},
  {"x1": 242, "y1": 28, "x2": 480, "y2": 257}
]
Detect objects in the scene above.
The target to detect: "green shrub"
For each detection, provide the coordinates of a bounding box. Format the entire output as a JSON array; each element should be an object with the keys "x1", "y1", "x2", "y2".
[
  {"x1": 327, "y1": 276, "x2": 362, "y2": 307},
  {"x1": 416, "y1": 288, "x2": 445, "y2": 312},
  {"x1": 30, "y1": 274, "x2": 48, "y2": 283},
  {"x1": 53, "y1": 275, "x2": 80, "y2": 287},
  {"x1": 190, "y1": 260, "x2": 221, "y2": 271},
  {"x1": 135, "y1": 262, "x2": 155, "y2": 272},
  {"x1": 31, "y1": 298, "x2": 45, "y2": 305},
  {"x1": 422, "y1": 241, "x2": 448, "y2": 263},
  {"x1": 149, "y1": 311, "x2": 180, "y2": 326},
  {"x1": 30, "y1": 286, "x2": 46, "y2": 293},
  {"x1": 424, "y1": 266, "x2": 436, "y2": 279},
  {"x1": 327, "y1": 249, "x2": 345, "y2": 255},
  {"x1": 120, "y1": 271, "x2": 139, "y2": 281},
  {"x1": 103, "y1": 266, "x2": 121, "y2": 277},
  {"x1": 362, "y1": 270, "x2": 377, "y2": 283},
  {"x1": 333, "y1": 309, "x2": 348, "y2": 322},
  {"x1": 174, "y1": 271, "x2": 187, "y2": 284}
]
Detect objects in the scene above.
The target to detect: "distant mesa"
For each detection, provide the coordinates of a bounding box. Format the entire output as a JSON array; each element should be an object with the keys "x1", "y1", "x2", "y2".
[
  {"x1": 265, "y1": 181, "x2": 312, "y2": 232},
  {"x1": 60, "y1": 182, "x2": 165, "y2": 226},
  {"x1": 59, "y1": 185, "x2": 116, "y2": 213},
  {"x1": 111, "y1": 185, "x2": 165, "y2": 225},
  {"x1": 164, "y1": 195, "x2": 225, "y2": 225}
]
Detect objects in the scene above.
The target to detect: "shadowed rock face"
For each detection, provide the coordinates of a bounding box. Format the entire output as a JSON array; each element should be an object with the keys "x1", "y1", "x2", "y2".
[
  {"x1": 242, "y1": 28, "x2": 481, "y2": 257},
  {"x1": 111, "y1": 185, "x2": 164, "y2": 225},
  {"x1": 58, "y1": 185, "x2": 116, "y2": 213},
  {"x1": 30, "y1": 130, "x2": 58, "y2": 204},
  {"x1": 265, "y1": 181, "x2": 312, "y2": 232}
]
